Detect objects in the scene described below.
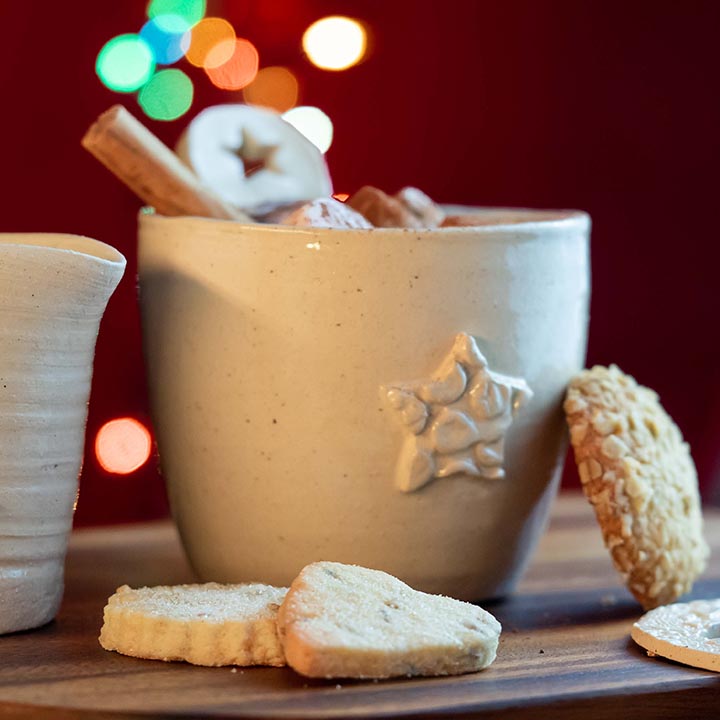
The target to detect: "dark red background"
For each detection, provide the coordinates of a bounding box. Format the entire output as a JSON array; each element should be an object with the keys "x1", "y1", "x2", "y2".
[{"x1": 1, "y1": 1, "x2": 719, "y2": 524}]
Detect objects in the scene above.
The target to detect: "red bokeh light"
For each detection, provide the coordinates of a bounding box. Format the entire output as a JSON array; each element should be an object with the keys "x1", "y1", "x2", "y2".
[{"x1": 95, "y1": 417, "x2": 153, "y2": 475}]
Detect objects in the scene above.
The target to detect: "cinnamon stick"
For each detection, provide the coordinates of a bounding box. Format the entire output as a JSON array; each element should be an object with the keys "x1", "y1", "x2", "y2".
[{"x1": 82, "y1": 105, "x2": 251, "y2": 222}]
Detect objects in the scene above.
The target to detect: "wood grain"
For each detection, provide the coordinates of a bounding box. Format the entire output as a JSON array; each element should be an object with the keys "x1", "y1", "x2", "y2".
[{"x1": 1, "y1": 494, "x2": 719, "y2": 719}]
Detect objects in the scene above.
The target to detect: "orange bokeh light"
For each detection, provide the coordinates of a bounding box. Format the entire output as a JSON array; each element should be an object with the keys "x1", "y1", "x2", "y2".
[
  {"x1": 95, "y1": 417, "x2": 152, "y2": 475},
  {"x1": 205, "y1": 38, "x2": 259, "y2": 90},
  {"x1": 186, "y1": 17, "x2": 236, "y2": 68},
  {"x1": 243, "y1": 66, "x2": 299, "y2": 113}
]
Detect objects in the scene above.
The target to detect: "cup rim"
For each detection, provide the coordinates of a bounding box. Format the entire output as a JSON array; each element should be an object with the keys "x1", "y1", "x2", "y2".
[
  {"x1": 0, "y1": 233, "x2": 126, "y2": 267},
  {"x1": 139, "y1": 206, "x2": 590, "y2": 237}
]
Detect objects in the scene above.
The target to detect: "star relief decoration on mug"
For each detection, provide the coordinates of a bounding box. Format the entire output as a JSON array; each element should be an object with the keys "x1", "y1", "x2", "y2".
[{"x1": 382, "y1": 333, "x2": 533, "y2": 492}]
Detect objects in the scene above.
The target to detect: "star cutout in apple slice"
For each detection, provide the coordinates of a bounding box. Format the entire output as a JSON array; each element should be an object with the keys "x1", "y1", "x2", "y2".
[
  {"x1": 382, "y1": 333, "x2": 533, "y2": 492},
  {"x1": 228, "y1": 125, "x2": 281, "y2": 179}
]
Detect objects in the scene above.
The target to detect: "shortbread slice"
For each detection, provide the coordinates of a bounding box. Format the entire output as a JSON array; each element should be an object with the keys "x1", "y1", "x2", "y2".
[
  {"x1": 99, "y1": 582, "x2": 287, "y2": 667},
  {"x1": 631, "y1": 599, "x2": 720, "y2": 671},
  {"x1": 347, "y1": 186, "x2": 422, "y2": 228},
  {"x1": 564, "y1": 365, "x2": 709, "y2": 609},
  {"x1": 282, "y1": 197, "x2": 372, "y2": 228},
  {"x1": 277, "y1": 561, "x2": 501, "y2": 679},
  {"x1": 394, "y1": 187, "x2": 445, "y2": 228}
]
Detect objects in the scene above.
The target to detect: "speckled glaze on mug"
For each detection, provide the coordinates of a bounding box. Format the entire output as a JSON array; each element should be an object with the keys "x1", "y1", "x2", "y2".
[
  {"x1": 0, "y1": 234, "x2": 125, "y2": 634},
  {"x1": 138, "y1": 208, "x2": 590, "y2": 600}
]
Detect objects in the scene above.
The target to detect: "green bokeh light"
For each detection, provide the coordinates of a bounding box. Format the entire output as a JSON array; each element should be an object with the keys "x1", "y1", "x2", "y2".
[
  {"x1": 138, "y1": 69, "x2": 194, "y2": 121},
  {"x1": 147, "y1": 0, "x2": 206, "y2": 27},
  {"x1": 96, "y1": 34, "x2": 155, "y2": 93},
  {"x1": 150, "y1": 12, "x2": 191, "y2": 35}
]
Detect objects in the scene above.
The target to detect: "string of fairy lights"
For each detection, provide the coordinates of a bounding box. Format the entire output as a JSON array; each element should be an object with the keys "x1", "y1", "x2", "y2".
[
  {"x1": 94, "y1": 2, "x2": 368, "y2": 475},
  {"x1": 95, "y1": 0, "x2": 367, "y2": 158}
]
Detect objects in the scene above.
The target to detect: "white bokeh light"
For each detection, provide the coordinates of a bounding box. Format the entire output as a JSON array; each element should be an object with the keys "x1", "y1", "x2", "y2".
[
  {"x1": 282, "y1": 106, "x2": 334, "y2": 154},
  {"x1": 302, "y1": 16, "x2": 367, "y2": 71}
]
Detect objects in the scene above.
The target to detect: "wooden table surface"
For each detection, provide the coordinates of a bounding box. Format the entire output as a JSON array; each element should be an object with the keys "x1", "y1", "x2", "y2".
[{"x1": 1, "y1": 493, "x2": 719, "y2": 720}]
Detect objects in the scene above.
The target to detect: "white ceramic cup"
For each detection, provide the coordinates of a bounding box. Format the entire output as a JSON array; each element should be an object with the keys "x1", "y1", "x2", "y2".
[
  {"x1": 138, "y1": 208, "x2": 590, "y2": 600},
  {"x1": 0, "y1": 234, "x2": 125, "y2": 634}
]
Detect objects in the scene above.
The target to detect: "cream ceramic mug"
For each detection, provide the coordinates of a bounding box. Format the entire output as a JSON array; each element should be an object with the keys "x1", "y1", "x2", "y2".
[
  {"x1": 138, "y1": 208, "x2": 590, "y2": 600},
  {"x1": 0, "y1": 234, "x2": 125, "y2": 634}
]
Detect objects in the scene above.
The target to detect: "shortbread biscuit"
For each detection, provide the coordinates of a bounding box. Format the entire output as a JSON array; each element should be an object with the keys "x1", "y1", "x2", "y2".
[
  {"x1": 395, "y1": 187, "x2": 445, "y2": 228},
  {"x1": 631, "y1": 599, "x2": 720, "y2": 671},
  {"x1": 282, "y1": 197, "x2": 373, "y2": 228},
  {"x1": 250, "y1": 200, "x2": 305, "y2": 224},
  {"x1": 99, "y1": 583, "x2": 287, "y2": 666},
  {"x1": 277, "y1": 561, "x2": 501, "y2": 679},
  {"x1": 564, "y1": 365, "x2": 709, "y2": 609},
  {"x1": 441, "y1": 214, "x2": 508, "y2": 227},
  {"x1": 347, "y1": 186, "x2": 422, "y2": 228}
]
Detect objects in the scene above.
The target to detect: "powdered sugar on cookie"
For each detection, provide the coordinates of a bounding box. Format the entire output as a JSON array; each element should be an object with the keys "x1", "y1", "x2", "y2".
[{"x1": 631, "y1": 598, "x2": 720, "y2": 671}]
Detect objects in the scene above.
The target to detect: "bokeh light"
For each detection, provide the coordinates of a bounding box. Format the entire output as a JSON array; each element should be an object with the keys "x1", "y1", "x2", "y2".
[
  {"x1": 186, "y1": 17, "x2": 236, "y2": 67},
  {"x1": 139, "y1": 68, "x2": 194, "y2": 120},
  {"x1": 95, "y1": 418, "x2": 152, "y2": 475},
  {"x1": 302, "y1": 16, "x2": 367, "y2": 71},
  {"x1": 147, "y1": 0, "x2": 206, "y2": 27},
  {"x1": 282, "y1": 106, "x2": 333, "y2": 153},
  {"x1": 205, "y1": 38, "x2": 259, "y2": 90},
  {"x1": 140, "y1": 14, "x2": 191, "y2": 65},
  {"x1": 96, "y1": 34, "x2": 155, "y2": 92},
  {"x1": 243, "y1": 66, "x2": 299, "y2": 113}
]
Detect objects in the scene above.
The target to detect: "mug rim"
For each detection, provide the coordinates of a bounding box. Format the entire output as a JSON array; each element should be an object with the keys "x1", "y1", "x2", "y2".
[
  {"x1": 0, "y1": 233, "x2": 126, "y2": 267},
  {"x1": 138, "y1": 206, "x2": 590, "y2": 238}
]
